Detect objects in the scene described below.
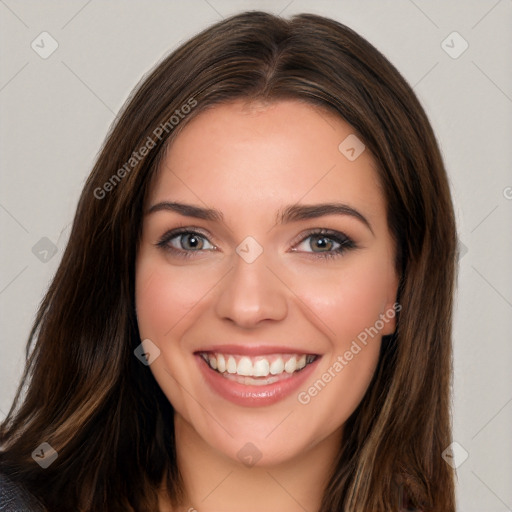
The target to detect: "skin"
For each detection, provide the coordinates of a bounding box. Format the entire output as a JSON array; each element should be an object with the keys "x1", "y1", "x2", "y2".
[{"x1": 135, "y1": 99, "x2": 399, "y2": 512}]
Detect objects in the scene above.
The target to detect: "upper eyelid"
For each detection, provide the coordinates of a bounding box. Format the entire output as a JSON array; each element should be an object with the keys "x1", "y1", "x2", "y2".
[
  {"x1": 295, "y1": 228, "x2": 349, "y2": 240},
  {"x1": 160, "y1": 226, "x2": 214, "y2": 240}
]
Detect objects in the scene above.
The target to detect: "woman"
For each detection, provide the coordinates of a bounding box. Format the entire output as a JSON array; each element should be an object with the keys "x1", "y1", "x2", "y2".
[{"x1": 0, "y1": 11, "x2": 456, "y2": 512}]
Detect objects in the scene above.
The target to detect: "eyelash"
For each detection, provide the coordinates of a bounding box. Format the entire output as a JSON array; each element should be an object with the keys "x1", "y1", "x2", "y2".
[{"x1": 155, "y1": 228, "x2": 356, "y2": 260}]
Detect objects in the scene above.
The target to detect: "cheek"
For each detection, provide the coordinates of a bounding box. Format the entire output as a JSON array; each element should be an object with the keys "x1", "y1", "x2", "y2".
[
  {"x1": 135, "y1": 253, "x2": 217, "y2": 339},
  {"x1": 293, "y1": 255, "x2": 395, "y2": 342},
  {"x1": 134, "y1": 251, "x2": 218, "y2": 415},
  {"x1": 290, "y1": 255, "x2": 393, "y2": 425}
]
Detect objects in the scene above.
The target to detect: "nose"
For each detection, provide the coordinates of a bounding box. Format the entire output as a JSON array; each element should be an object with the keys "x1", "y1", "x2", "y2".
[{"x1": 214, "y1": 252, "x2": 288, "y2": 329}]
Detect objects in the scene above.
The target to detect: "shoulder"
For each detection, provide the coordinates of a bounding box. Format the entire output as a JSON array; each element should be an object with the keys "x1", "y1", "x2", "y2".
[{"x1": 0, "y1": 472, "x2": 44, "y2": 512}]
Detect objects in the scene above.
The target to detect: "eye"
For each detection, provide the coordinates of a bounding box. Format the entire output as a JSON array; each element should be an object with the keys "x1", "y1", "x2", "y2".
[
  {"x1": 293, "y1": 230, "x2": 355, "y2": 258},
  {"x1": 156, "y1": 229, "x2": 216, "y2": 255}
]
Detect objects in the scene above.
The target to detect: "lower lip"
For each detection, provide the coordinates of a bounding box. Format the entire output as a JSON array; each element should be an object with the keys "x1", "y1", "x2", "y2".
[{"x1": 196, "y1": 354, "x2": 321, "y2": 407}]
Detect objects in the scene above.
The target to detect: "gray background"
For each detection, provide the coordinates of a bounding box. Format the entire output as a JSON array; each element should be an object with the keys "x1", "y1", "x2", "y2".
[{"x1": 1, "y1": 1, "x2": 511, "y2": 510}]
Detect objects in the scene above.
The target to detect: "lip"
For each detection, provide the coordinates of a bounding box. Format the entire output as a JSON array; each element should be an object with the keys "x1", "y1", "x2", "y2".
[
  {"x1": 195, "y1": 351, "x2": 321, "y2": 407},
  {"x1": 194, "y1": 344, "x2": 319, "y2": 356}
]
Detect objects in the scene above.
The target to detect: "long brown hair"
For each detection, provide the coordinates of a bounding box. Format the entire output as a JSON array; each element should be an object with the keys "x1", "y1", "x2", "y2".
[{"x1": 0, "y1": 11, "x2": 456, "y2": 511}]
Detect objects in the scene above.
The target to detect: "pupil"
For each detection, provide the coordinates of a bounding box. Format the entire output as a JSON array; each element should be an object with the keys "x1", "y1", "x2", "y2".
[
  {"x1": 313, "y1": 236, "x2": 331, "y2": 251},
  {"x1": 184, "y1": 234, "x2": 201, "y2": 249}
]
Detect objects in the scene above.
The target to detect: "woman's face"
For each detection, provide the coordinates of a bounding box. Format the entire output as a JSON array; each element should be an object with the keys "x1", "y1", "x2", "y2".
[{"x1": 136, "y1": 99, "x2": 398, "y2": 466}]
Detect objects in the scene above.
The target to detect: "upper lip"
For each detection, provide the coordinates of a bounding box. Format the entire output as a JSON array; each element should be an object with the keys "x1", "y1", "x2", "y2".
[{"x1": 194, "y1": 344, "x2": 320, "y2": 356}]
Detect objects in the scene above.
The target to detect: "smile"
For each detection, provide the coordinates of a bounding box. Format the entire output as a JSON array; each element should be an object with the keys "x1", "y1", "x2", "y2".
[
  {"x1": 199, "y1": 352, "x2": 317, "y2": 384},
  {"x1": 195, "y1": 349, "x2": 321, "y2": 407}
]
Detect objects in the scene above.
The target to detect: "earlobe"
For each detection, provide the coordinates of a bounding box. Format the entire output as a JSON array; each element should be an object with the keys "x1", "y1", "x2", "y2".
[
  {"x1": 381, "y1": 296, "x2": 401, "y2": 335},
  {"x1": 381, "y1": 309, "x2": 397, "y2": 335},
  {"x1": 382, "y1": 269, "x2": 400, "y2": 335},
  {"x1": 381, "y1": 285, "x2": 400, "y2": 336}
]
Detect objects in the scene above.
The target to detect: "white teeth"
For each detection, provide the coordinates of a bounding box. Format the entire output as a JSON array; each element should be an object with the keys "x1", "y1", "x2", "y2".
[
  {"x1": 269, "y1": 358, "x2": 284, "y2": 375},
  {"x1": 227, "y1": 356, "x2": 237, "y2": 374},
  {"x1": 201, "y1": 352, "x2": 317, "y2": 378},
  {"x1": 284, "y1": 356, "x2": 297, "y2": 374},
  {"x1": 217, "y1": 354, "x2": 226, "y2": 373},
  {"x1": 237, "y1": 356, "x2": 253, "y2": 376},
  {"x1": 253, "y1": 359, "x2": 270, "y2": 377},
  {"x1": 222, "y1": 373, "x2": 281, "y2": 386}
]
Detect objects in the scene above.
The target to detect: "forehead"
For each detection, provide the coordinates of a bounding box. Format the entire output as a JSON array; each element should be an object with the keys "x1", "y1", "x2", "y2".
[{"x1": 149, "y1": 99, "x2": 384, "y2": 219}]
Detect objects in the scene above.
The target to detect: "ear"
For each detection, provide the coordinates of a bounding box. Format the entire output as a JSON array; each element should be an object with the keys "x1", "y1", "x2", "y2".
[
  {"x1": 381, "y1": 301, "x2": 399, "y2": 335},
  {"x1": 381, "y1": 271, "x2": 400, "y2": 335}
]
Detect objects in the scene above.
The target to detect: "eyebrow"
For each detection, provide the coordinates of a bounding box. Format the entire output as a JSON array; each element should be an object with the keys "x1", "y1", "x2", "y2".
[
  {"x1": 147, "y1": 201, "x2": 224, "y2": 222},
  {"x1": 277, "y1": 203, "x2": 374, "y2": 234},
  {"x1": 147, "y1": 201, "x2": 373, "y2": 234}
]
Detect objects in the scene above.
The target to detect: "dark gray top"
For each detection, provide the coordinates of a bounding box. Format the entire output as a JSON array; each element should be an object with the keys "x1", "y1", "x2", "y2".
[{"x1": 0, "y1": 473, "x2": 43, "y2": 512}]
